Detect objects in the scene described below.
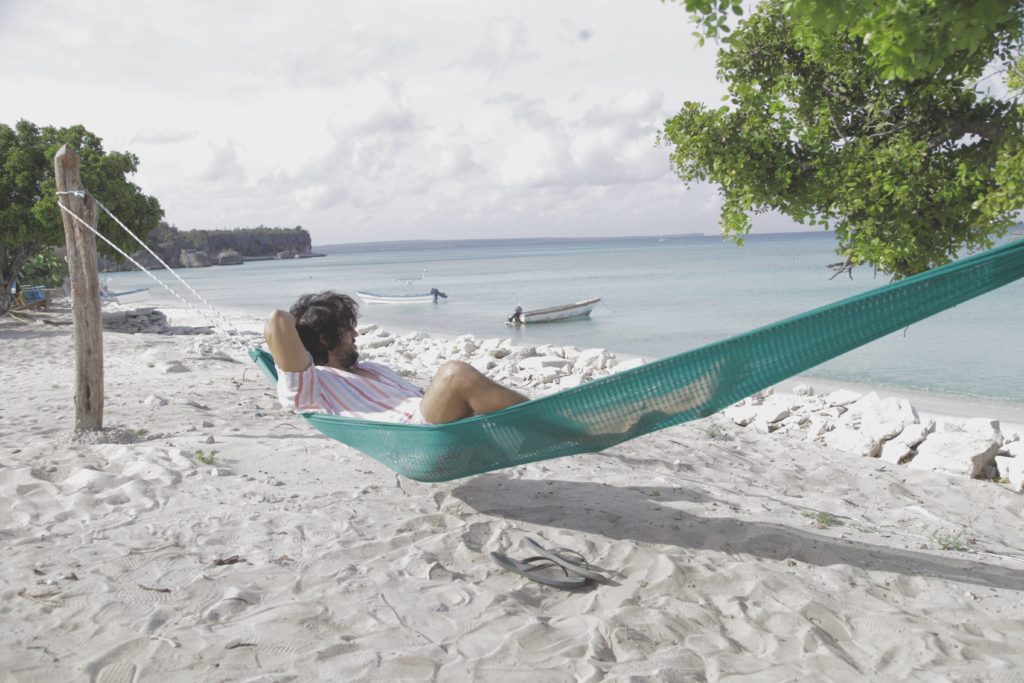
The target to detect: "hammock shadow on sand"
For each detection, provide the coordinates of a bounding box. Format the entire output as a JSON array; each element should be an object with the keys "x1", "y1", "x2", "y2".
[
  {"x1": 0, "y1": 327, "x2": 69, "y2": 341},
  {"x1": 0, "y1": 314, "x2": 71, "y2": 341},
  {"x1": 452, "y1": 475, "x2": 1024, "y2": 592}
]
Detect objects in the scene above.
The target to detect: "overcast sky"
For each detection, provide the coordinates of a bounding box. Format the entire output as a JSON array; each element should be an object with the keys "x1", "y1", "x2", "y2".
[{"x1": 0, "y1": 0, "x2": 806, "y2": 246}]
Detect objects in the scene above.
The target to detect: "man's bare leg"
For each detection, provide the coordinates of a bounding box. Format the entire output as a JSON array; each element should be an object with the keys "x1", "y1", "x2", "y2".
[{"x1": 419, "y1": 361, "x2": 528, "y2": 424}]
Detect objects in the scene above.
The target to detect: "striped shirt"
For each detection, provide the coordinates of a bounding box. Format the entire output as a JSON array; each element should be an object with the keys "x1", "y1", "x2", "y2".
[{"x1": 276, "y1": 356, "x2": 426, "y2": 424}]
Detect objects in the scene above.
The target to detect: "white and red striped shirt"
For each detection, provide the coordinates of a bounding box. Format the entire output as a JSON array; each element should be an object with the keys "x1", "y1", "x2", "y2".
[{"x1": 276, "y1": 356, "x2": 426, "y2": 424}]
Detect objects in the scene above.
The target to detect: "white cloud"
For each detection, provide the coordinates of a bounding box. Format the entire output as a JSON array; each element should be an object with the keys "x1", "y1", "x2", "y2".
[
  {"x1": 0, "y1": 0, "x2": 762, "y2": 245},
  {"x1": 286, "y1": 23, "x2": 409, "y2": 88},
  {"x1": 436, "y1": 144, "x2": 484, "y2": 179},
  {"x1": 294, "y1": 183, "x2": 345, "y2": 212},
  {"x1": 326, "y1": 76, "x2": 417, "y2": 137},
  {"x1": 582, "y1": 89, "x2": 667, "y2": 127},
  {"x1": 464, "y1": 15, "x2": 536, "y2": 75},
  {"x1": 499, "y1": 128, "x2": 568, "y2": 187},
  {"x1": 132, "y1": 128, "x2": 197, "y2": 145},
  {"x1": 194, "y1": 143, "x2": 246, "y2": 184}
]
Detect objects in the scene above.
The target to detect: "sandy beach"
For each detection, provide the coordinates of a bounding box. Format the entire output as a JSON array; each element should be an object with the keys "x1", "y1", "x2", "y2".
[{"x1": 2, "y1": 301, "x2": 1023, "y2": 682}]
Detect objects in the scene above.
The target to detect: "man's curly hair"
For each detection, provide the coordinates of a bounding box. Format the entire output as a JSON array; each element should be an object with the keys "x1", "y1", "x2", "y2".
[{"x1": 289, "y1": 291, "x2": 359, "y2": 365}]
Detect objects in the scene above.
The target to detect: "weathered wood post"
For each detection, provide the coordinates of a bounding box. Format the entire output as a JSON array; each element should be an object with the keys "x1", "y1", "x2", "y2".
[{"x1": 54, "y1": 145, "x2": 103, "y2": 431}]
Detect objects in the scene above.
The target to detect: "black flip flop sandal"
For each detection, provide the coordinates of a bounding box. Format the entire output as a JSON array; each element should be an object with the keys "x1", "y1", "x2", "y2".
[
  {"x1": 523, "y1": 537, "x2": 609, "y2": 582},
  {"x1": 489, "y1": 551, "x2": 589, "y2": 589}
]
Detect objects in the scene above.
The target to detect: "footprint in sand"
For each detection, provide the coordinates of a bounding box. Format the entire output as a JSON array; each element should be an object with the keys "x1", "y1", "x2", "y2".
[
  {"x1": 799, "y1": 601, "x2": 869, "y2": 673},
  {"x1": 800, "y1": 602, "x2": 853, "y2": 644},
  {"x1": 459, "y1": 520, "x2": 502, "y2": 552},
  {"x1": 853, "y1": 613, "x2": 908, "y2": 635},
  {"x1": 203, "y1": 602, "x2": 326, "y2": 659},
  {"x1": 97, "y1": 479, "x2": 159, "y2": 510},
  {"x1": 41, "y1": 446, "x2": 196, "y2": 522},
  {"x1": 98, "y1": 545, "x2": 185, "y2": 576},
  {"x1": 114, "y1": 584, "x2": 177, "y2": 609},
  {"x1": 431, "y1": 584, "x2": 475, "y2": 610},
  {"x1": 198, "y1": 586, "x2": 262, "y2": 624},
  {"x1": 84, "y1": 637, "x2": 163, "y2": 683}
]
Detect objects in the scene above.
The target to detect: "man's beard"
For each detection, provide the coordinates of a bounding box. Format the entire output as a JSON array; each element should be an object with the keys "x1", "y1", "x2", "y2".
[{"x1": 339, "y1": 349, "x2": 359, "y2": 368}]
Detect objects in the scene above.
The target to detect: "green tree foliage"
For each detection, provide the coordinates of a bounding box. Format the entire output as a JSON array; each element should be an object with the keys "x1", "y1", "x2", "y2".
[
  {"x1": 0, "y1": 120, "x2": 163, "y2": 313},
  {"x1": 663, "y1": 0, "x2": 1024, "y2": 276},
  {"x1": 20, "y1": 252, "x2": 68, "y2": 289},
  {"x1": 140, "y1": 223, "x2": 312, "y2": 264},
  {"x1": 1009, "y1": 53, "x2": 1024, "y2": 94},
  {"x1": 678, "y1": 0, "x2": 1024, "y2": 81}
]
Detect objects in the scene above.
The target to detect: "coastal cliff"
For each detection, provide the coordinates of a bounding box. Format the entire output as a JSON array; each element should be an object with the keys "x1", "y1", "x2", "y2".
[{"x1": 101, "y1": 223, "x2": 322, "y2": 271}]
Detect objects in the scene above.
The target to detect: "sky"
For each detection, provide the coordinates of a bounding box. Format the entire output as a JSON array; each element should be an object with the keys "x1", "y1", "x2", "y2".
[{"x1": 0, "y1": 0, "x2": 808, "y2": 246}]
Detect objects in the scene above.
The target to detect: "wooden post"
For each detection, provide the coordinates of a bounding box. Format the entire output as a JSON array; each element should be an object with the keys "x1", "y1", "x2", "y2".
[{"x1": 54, "y1": 145, "x2": 103, "y2": 431}]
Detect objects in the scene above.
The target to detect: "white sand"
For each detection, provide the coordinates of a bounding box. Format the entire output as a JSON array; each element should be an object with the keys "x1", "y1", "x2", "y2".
[{"x1": 2, "y1": 302, "x2": 1023, "y2": 681}]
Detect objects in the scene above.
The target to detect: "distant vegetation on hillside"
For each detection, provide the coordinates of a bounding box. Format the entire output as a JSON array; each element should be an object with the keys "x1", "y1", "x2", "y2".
[{"x1": 102, "y1": 222, "x2": 318, "y2": 271}]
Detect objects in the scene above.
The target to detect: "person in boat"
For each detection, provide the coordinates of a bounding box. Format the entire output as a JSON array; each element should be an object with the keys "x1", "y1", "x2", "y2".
[{"x1": 265, "y1": 291, "x2": 527, "y2": 425}]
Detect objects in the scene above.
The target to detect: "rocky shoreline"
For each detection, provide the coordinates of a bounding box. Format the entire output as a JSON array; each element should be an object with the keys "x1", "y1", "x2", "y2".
[{"x1": 724, "y1": 387, "x2": 1022, "y2": 489}]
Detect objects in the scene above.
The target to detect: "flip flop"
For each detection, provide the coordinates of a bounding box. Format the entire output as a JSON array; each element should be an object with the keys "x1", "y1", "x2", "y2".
[
  {"x1": 523, "y1": 537, "x2": 609, "y2": 582},
  {"x1": 489, "y1": 552, "x2": 589, "y2": 589}
]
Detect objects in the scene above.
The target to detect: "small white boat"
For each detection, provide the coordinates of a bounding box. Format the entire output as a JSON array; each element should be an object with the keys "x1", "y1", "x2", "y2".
[
  {"x1": 101, "y1": 287, "x2": 149, "y2": 304},
  {"x1": 357, "y1": 288, "x2": 448, "y2": 304},
  {"x1": 507, "y1": 297, "x2": 601, "y2": 325}
]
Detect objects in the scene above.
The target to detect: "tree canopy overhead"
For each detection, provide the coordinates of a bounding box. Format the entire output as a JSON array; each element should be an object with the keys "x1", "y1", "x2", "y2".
[
  {"x1": 0, "y1": 120, "x2": 163, "y2": 314},
  {"x1": 665, "y1": 0, "x2": 1024, "y2": 276},
  {"x1": 682, "y1": 0, "x2": 1024, "y2": 80}
]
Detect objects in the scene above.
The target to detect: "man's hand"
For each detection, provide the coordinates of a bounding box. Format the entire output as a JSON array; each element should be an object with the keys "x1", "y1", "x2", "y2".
[{"x1": 265, "y1": 310, "x2": 311, "y2": 372}]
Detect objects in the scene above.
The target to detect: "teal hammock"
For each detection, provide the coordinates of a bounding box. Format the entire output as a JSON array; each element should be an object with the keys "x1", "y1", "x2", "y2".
[{"x1": 251, "y1": 239, "x2": 1024, "y2": 482}]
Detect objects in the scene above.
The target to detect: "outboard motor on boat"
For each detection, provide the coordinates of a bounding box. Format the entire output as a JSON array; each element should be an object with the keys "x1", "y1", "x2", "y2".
[{"x1": 506, "y1": 305, "x2": 524, "y2": 325}]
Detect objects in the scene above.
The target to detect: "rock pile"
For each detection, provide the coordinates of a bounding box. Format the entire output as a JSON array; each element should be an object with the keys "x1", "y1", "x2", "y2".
[
  {"x1": 723, "y1": 386, "x2": 1022, "y2": 491},
  {"x1": 356, "y1": 324, "x2": 646, "y2": 396},
  {"x1": 103, "y1": 308, "x2": 213, "y2": 335}
]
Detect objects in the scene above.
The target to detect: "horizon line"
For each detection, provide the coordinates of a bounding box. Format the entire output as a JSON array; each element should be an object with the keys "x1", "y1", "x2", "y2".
[{"x1": 314, "y1": 228, "x2": 829, "y2": 250}]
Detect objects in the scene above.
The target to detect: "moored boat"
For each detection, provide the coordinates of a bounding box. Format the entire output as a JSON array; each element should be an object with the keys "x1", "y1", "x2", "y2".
[
  {"x1": 506, "y1": 297, "x2": 601, "y2": 325},
  {"x1": 357, "y1": 288, "x2": 448, "y2": 304},
  {"x1": 100, "y1": 287, "x2": 149, "y2": 304}
]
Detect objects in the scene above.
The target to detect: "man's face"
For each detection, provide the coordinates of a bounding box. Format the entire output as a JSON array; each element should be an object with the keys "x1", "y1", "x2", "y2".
[{"x1": 334, "y1": 325, "x2": 359, "y2": 368}]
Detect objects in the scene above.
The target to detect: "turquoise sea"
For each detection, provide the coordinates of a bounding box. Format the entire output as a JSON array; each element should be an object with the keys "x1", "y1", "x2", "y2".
[{"x1": 103, "y1": 232, "x2": 1024, "y2": 407}]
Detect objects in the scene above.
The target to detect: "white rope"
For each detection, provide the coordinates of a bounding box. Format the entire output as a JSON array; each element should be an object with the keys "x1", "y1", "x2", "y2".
[
  {"x1": 55, "y1": 194, "x2": 253, "y2": 352},
  {"x1": 86, "y1": 193, "x2": 251, "y2": 346}
]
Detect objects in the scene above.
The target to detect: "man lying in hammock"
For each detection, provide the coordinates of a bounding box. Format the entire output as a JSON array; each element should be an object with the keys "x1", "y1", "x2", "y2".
[{"x1": 265, "y1": 291, "x2": 528, "y2": 424}]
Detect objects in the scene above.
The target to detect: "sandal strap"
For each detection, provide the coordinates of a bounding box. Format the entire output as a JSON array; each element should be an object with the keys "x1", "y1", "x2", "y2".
[
  {"x1": 489, "y1": 551, "x2": 588, "y2": 589},
  {"x1": 523, "y1": 537, "x2": 608, "y2": 582}
]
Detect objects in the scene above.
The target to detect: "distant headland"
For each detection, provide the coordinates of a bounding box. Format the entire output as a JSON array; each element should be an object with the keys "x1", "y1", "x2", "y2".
[{"x1": 101, "y1": 223, "x2": 325, "y2": 271}]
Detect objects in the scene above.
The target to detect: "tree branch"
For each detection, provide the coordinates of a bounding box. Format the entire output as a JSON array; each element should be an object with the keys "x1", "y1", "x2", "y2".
[
  {"x1": 928, "y1": 119, "x2": 1006, "y2": 149},
  {"x1": 827, "y1": 257, "x2": 854, "y2": 280}
]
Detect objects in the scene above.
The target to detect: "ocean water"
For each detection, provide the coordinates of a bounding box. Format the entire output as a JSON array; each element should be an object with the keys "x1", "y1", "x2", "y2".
[{"x1": 103, "y1": 232, "x2": 1024, "y2": 406}]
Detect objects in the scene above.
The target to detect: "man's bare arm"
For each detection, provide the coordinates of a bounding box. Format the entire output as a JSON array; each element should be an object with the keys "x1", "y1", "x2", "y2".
[{"x1": 265, "y1": 310, "x2": 311, "y2": 372}]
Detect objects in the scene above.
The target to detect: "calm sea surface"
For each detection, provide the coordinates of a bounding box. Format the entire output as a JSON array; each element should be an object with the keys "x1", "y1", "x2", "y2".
[{"x1": 104, "y1": 232, "x2": 1024, "y2": 406}]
